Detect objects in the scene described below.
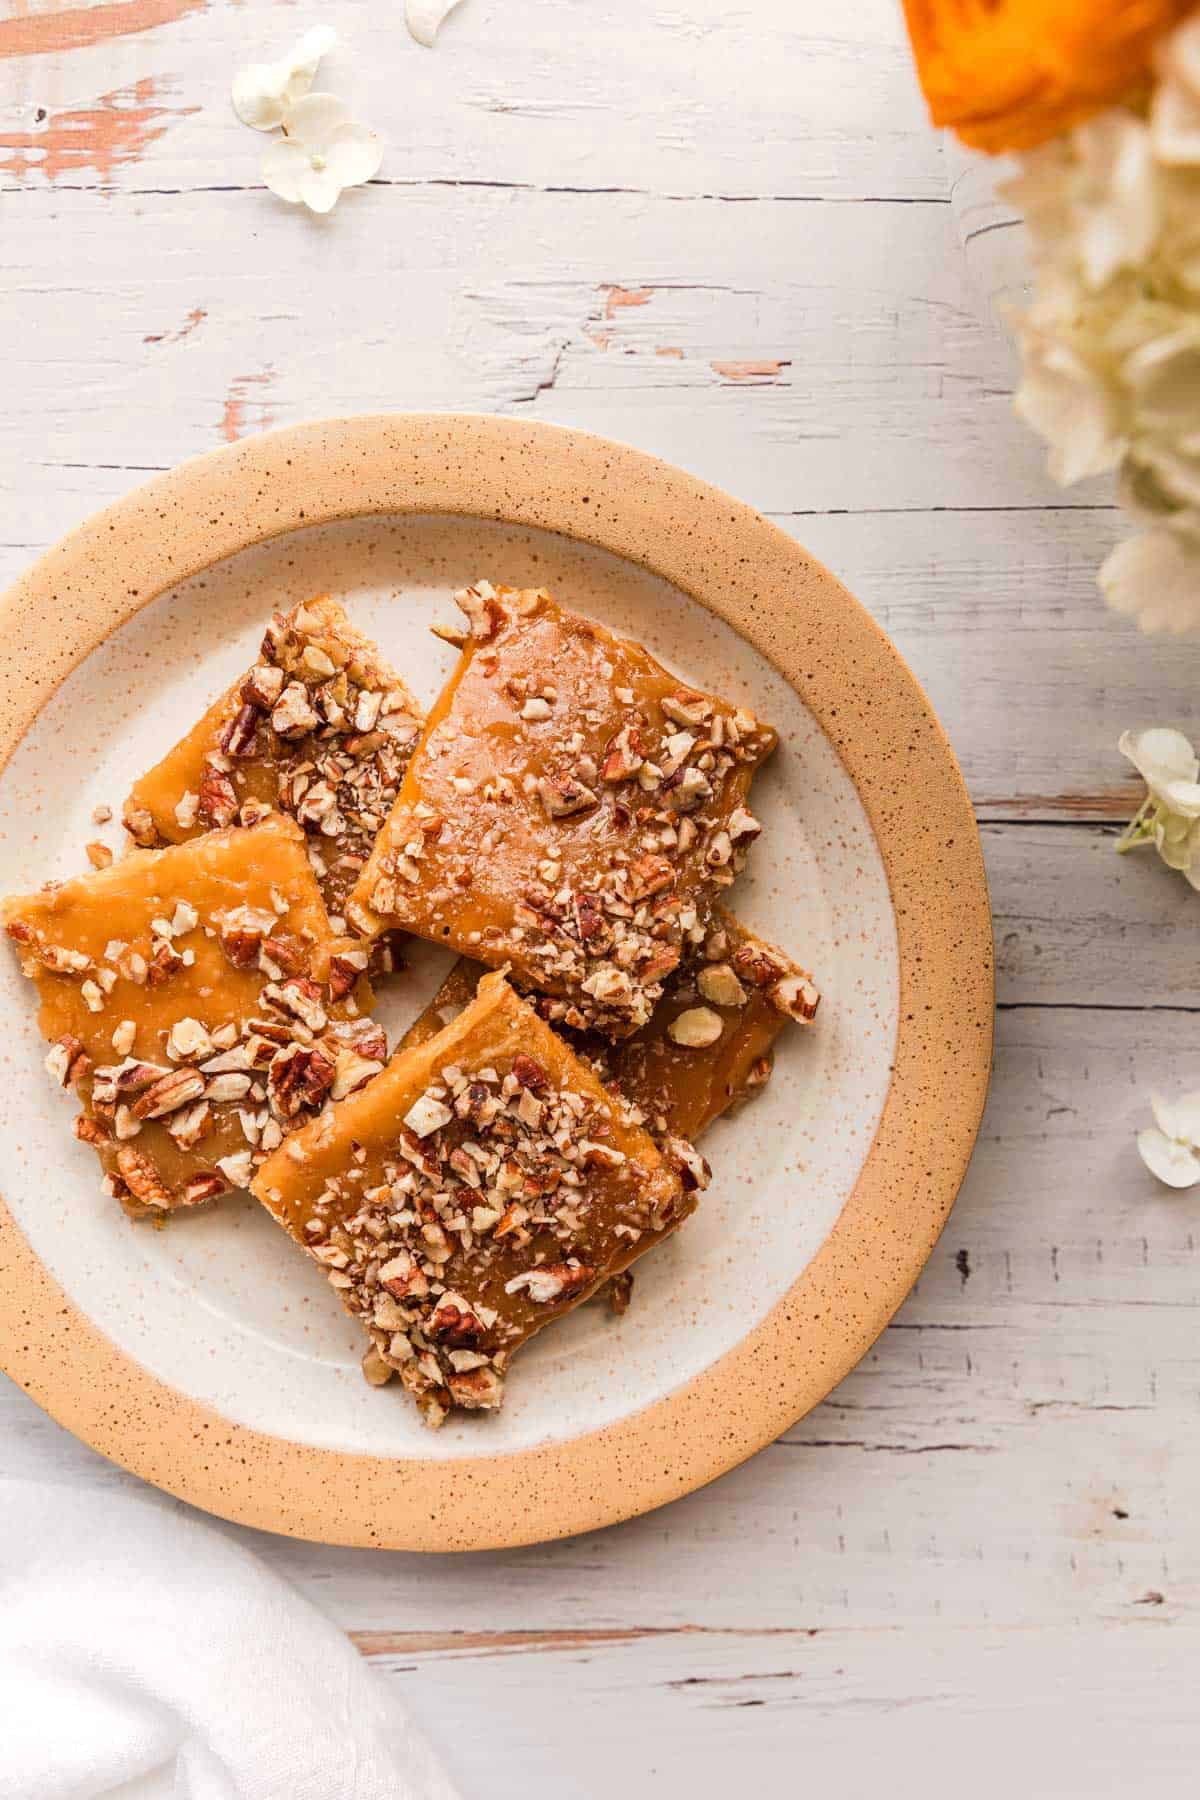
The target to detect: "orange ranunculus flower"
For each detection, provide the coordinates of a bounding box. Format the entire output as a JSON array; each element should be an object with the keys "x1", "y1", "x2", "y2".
[{"x1": 903, "y1": 0, "x2": 1199, "y2": 152}]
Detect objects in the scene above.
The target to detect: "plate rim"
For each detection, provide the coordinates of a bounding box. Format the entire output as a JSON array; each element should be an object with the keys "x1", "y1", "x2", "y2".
[{"x1": 0, "y1": 412, "x2": 993, "y2": 1550}]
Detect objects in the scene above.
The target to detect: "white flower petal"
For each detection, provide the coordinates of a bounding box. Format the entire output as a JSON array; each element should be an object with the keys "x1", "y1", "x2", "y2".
[
  {"x1": 324, "y1": 123, "x2": 383, "y2": 190},
  {"x1": 1100, "y1": 529, "x2": 1200, "y2": 634},
  {"x1": 1151, "y1": 76, "x2": 1200, "y2": 166},
  {"x1": 1156, "y1": 13, "x2": 1200, "y2": 98},
  {"x1": 1013, "y1": 332, "x2": 1124, "y2": 487},
  {"x1": 1168, "y1": 1092, "x2": 1200, "y2": 1142},
  {"x1": 1162, "y1": 779, "x2": 1200, "y2": 816},
  {"x1": 1138, "y1": 1126, "x2": 1200, "y2": 1188},
  {"x1": 1118, "y1": 726, "x2": 1200, "y2": 794},
  {"x1": 232, "y1": 27, "x2": 335, "y2": 131},
  {"x1": 233, "y1": 60, "x2": 292, "y2": 131},
  {"x1": 1150, "y1": 1094, "x2": 1183, "y2": 1139},
  {"x1": 406, "y1": 0, "x2": 465, "y2": 47},
  {"x1": 1125, "y1": 330, "x2": 1200, "y2": 431},
  {"x1": 1153, "y1": 811, "x2": 1199, "y2": 869},
  {"x1": 1123, "y1": 442, "x2": 1200, "y2": 521},
  {"x1": 1072, "y1": 113, "x2": 1161, "y2": 288},
  {"x1": 298, "y1": 164, "x2": 344, "y2": 215},
  {"x1": 261, "y1": 138, "x2": 310, "y2": 205},
  {"x1": 280, "y1": 91, "x2": 351, "y2": 149},
  {"x1": 280, "y1": 25, "x2": 336, "y2": 107}
]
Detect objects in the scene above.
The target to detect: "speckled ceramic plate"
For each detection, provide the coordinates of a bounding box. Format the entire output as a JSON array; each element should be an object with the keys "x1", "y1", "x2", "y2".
[{"x1": 0, "y1": 416, "x2": 992, "y2": 1550}]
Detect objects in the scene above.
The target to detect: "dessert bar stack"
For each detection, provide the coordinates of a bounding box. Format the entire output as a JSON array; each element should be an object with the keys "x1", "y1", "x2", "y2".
[{"x1": 5, "y1": 584, "x2": 820, "y2": 1426}]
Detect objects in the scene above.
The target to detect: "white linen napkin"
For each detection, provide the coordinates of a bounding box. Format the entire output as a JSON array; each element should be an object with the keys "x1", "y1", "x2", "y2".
[{"x1": 0, "y1": 1479, "x2": 460, "y2": 1800}]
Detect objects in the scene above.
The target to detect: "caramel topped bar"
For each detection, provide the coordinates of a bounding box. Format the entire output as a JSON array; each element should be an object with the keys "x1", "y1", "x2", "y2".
[
  {"x1": 252, "y1": 971, "x2": 706, "y2": 1426},
  {"x1": 3, "y1": 816, "x2": 383, "y2": 1218},
  {"x1": 350, "y1": 583, "x2": 777, "y2": 1039},
  {"x1": 402, "y1": 913, "x2": 820, "y2": 1143},
  {"x1": 601, "y1": 913, "x2": 819, "y2": 1139},
  {"x1": 124, "y1": 596, "x2": 423, "y2": 929}
]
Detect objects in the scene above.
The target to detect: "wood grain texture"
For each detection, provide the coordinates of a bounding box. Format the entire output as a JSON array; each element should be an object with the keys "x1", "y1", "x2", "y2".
[{"x1": 3, "y1": 0, "x2": 1199, "y2": 1789}]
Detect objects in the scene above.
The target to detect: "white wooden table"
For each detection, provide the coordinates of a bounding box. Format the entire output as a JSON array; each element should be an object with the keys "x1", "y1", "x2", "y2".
[{"x1": 4, "y1": 3, "x2": 1199, "y2": 1793}]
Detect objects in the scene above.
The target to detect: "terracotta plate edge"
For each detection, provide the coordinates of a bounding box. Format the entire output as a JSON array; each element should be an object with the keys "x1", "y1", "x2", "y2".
[{"x1": 0, "y1": 414, "x2": 994, "y2": 1550}]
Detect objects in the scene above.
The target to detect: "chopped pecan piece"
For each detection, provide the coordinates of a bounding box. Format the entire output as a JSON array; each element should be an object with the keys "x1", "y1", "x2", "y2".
[
  {"x1": 181, "y1": 1170, "x2": 229, "y2": 1206},
  {"x1": 538, "y1": 774, "x2": 598, "y2": 819},
  {"x1": 197, "y1": 763, "x2": 238, "y2": 829},
  {"x1": 219, "y1": 703, "x2": 261, "y2": 759},
  {"x1": 131, "y1": 1067, "x2": 207, "y2": 1121},
  {"x1": 116, "y1": 1147, "x2": 172, "y2": 1210},
  {"x1": 261, "y1": 976, "x2": 327, "y2": 1033},
  {"x1": 146, "y1": 941, "x2": 184, "y2": 986},
  {"x1": 268, "y1": 1043, "x2": 336, "y2": 1118},
  {"x1": 511, "y1": 1052, "x2": 550, "y2": 1093},
  {"x1": 427, "y1": 1295, "x2": 487, "y2": 1347},
  {"x1": 607, "y1": 1269, "x2": 634, "y2": 1315},
  {"x1": 45, "y1": 1033, "x2": 90, "y2": 1088},
  {"x1": 327, "y1": 945, "x2": 369, "y2": 1001},
  {"x1": 504, "y1": 1261, "x2": 595, "y2": 1304}
]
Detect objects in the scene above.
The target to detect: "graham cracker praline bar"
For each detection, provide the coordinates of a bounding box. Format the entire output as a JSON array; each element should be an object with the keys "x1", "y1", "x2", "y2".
[
  {"x1": 3, "y1": 814, "x2": 383, "y2": 1219},
  {"x1": 124, "y1": 595, "x2": 423, "y2": 934},
  {"x1": 349, "y1": 582, "x2": 777, "y2": 1039},
  {"x1": 252, "y1": 970, "x2": 708, "y2": 1426}
]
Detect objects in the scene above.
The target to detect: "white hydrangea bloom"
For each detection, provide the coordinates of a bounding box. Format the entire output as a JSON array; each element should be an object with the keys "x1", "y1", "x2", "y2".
[
  {"x1": 1138, "y1": 1093, "x2": 1200, "y2": 1189},
  {"x1": 1102, "y1": 530, "x2": 1200, "y2": 634},
  {"x1": 998, "y1": 10, "x2": 1200, "y2": 632},
  {"x1": 261, "y1": 93, "x2": 383, "y2": 215},
  {"x1": 232, "y1": 26, "x2": 336, "y2": 131},
  {"x1": 1116, "y1": 726, "x2": 1200, "y2": 879}
]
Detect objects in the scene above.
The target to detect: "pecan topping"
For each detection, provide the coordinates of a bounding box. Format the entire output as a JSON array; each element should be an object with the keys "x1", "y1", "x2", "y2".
[
  {"x1": 504, "y1": 1262, "x2": 594, "y2": 1304},
  {"x1": 328, "y1": 946, "x2": 369, "y2": 1000},
  {"x1": 664, "y1": 1135, "x2": 712, "y2": 1192},
  {"x1": 268, "y1": 1043, "x2": 335, "y2": 1118},
  {"x1": 769, "y1": 972, "x2": 820, "y2": 1023},
  {"x1": 197, "y1": 762, "x2": 238, "y2": 829},
  {"x1": 511, "y1": 1053, "x2": 549, "y2": 1093},
  {"x1": 427, "y1": 1295, "x2": 487, "y2": 1347},
  {"x1": 455, "y1": 580, "x2": 506, "y2": 643},
  {"x1": 131, "y1": 1067, "x2": 207, "y2": 1120},
  {"x1": 379, "y1": 1251, "x2": 430, "y2": 1302},
  {"x1": 262, "y1": 976, "x2": 328, "y2": 1033},
  {"x1": 45, "y1": 1034, "x2": 90, "y2": 1088},
  {"x1": 627, "y1": 854, "x2": 675, "y2": 901},
  {"x1": 538, "y1": 774, "x2": 598, "y2": 819},
  {"x1": 241, "y1": 663, "x2": 285, "y2": 709},
  {"x1": 219, "y1": 702, "x2": 260, "y2": 759},
  {"x1": 260, "y1": 935, "x2": 308, "y2": 977},
  {"x1": 270, "y1": 681, "x2": 319, "y2": 738},
  {"x1": 146, "y1": 941, "x2": 184, "y2": 986},
  {"x1": 123, "y1": 803, "x2": 159, "y2": 847},
  {"x1": 181, "y1": 1170, "x2": 228, "y2": 1206},
  {"x1": 445, "y1": 1365, "x2": 505, "y2": 1411},
  {"x1": 116, "y1": 1147, "x2": 172, "y2": 1210},
  {"x1": 607, "y1": 1269, "x2": 634, "y2": 1315}
]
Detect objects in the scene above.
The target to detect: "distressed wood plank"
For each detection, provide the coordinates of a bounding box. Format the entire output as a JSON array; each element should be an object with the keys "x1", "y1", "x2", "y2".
[
  {"x1": 0, "y1": 0, "x2": 944, "y2": 200},
  {"x1": 783, "y1": 506, "x2": 1171, "y2": 820},
  {"x1": 354, "y1": 1624, "x2": 1200, "y2": 1800},
  {"x1": 987, "y1": 823, "x2": 1199, "y2": 1008},
  {"x1": 0, "y1": 185, "x2": 1088, "y2": 550}
]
